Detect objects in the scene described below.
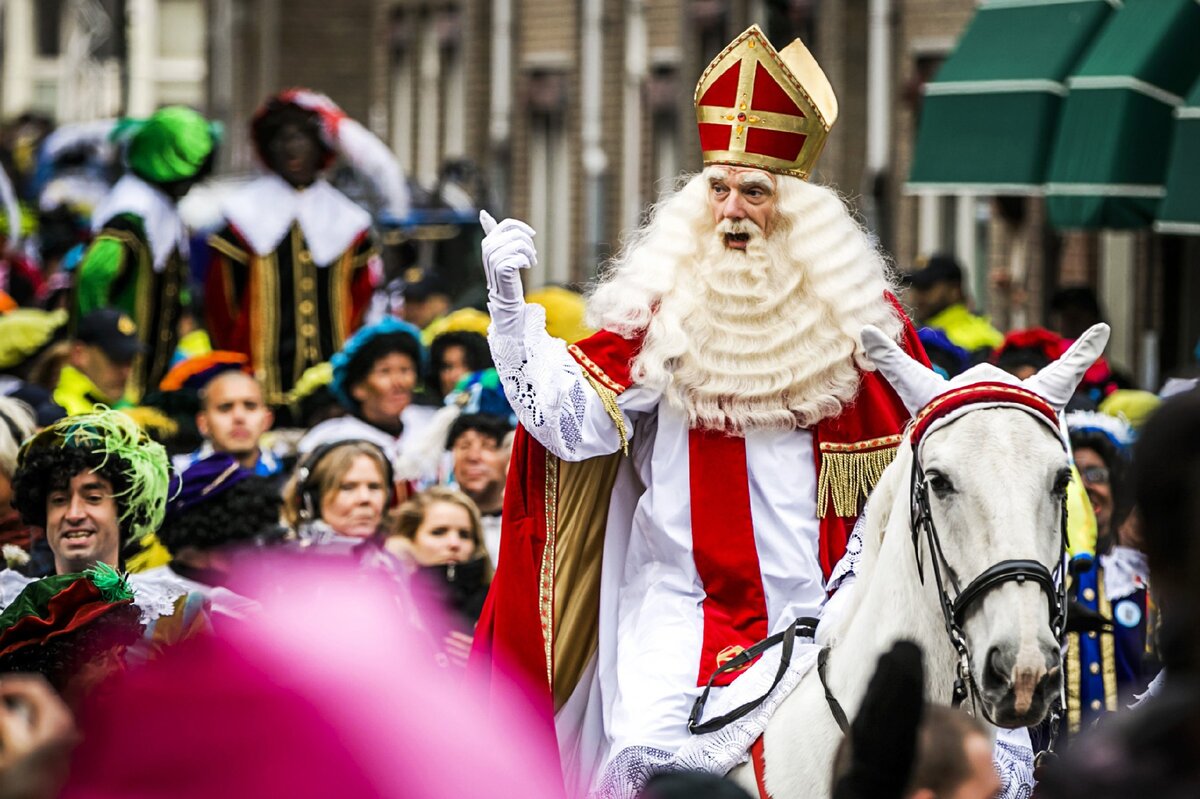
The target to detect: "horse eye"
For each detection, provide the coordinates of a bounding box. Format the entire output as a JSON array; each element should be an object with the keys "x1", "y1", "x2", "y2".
[
  {"x1": 927, "y1": 472, "x2": 955, "y2": 495},
  {"x1": 1052, "y1": 471, "x2": 1072, "y2": 497}
]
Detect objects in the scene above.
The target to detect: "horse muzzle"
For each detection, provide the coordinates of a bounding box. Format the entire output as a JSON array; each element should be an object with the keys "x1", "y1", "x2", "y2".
[{"x1": 978, "y1": 642, "x2": 1061, "y2": 728}]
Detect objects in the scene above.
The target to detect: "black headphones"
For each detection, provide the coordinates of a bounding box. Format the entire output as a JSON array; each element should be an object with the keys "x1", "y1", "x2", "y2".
[{"x1": 296, "y1": 439, "x2": 395, "y2": 521}]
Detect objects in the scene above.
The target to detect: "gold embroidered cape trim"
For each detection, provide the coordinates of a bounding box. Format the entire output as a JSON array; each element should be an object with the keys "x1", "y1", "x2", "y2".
[
  {"x1": 817, "y1": 435, "x2": 902, "y2": 518},
  {"x1": 538, "y1": 455, "x2": 559, "y2": 690},
  {"x1": 567, "y1": 343, "x2": 629, "y2": 395}
]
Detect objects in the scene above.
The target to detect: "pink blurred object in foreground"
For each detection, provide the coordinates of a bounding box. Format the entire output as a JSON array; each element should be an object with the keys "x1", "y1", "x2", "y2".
[{"x1": 61, "y1": 553, "x2": 564, "y2": 799}]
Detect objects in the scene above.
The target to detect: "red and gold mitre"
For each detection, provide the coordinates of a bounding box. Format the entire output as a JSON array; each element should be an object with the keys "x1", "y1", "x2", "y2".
[{"x1": 694, "y1": 25, "x2": 838, "y2": 180}]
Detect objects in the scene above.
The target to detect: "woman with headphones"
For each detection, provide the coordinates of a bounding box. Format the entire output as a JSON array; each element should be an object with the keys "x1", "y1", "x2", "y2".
[{"x1": 283, "y1": 439, "x2": 394, "y2": 544}]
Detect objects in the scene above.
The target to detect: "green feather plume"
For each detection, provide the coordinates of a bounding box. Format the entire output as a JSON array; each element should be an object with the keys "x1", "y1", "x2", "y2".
[
  {"x1": 83, "y1": 561, "x2": 135, "y2": 603},
  {"x1": 20, "y1": 407, "x2": 172, "y2": 541}
]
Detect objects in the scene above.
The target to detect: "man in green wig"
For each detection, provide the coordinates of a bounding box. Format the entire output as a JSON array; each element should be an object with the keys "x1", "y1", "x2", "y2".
[
  {"x1": 74, "y1": 107, "x2": 220, "y2": 401},
  {"x1": 10, "y1": 408, "x2": 171, "y2": 577}
]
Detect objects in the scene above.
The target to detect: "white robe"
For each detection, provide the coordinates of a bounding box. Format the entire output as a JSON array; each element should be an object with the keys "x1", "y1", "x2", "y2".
[{"x1": 492, "y1": 306, "x2": 826, "y2": 794}]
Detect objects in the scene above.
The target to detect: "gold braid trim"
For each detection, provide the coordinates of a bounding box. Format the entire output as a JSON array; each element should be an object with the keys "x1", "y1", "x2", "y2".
[
  {"x1": 538, "y1": 454, "x2": 560, "y2": 690},
  {"x1": 1066, "y1": 630, "x2": 1082, "y2": 733},
  {"x1": 1098, "y1": 571, "x2": 1119, "y2": 712},
  {"x1": 581, "y1": 371, "x2": 629, "y2": 456},
  {"x1": 817, "y1": 435, "x2": 902, "y2": 518},
  {"x1": 206, "y1": 234, "x2": 249, "y2": 264}
]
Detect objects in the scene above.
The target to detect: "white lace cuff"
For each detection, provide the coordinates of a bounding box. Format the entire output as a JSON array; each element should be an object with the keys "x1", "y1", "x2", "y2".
[{"x1": 489, "y1": 304, "x2": 593, "y2": 458}]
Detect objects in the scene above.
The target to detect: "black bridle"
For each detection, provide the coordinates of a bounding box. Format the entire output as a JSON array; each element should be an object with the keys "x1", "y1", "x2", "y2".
[{"x1": 909, "y1": 438, "x2": 1069, "y2": 725}]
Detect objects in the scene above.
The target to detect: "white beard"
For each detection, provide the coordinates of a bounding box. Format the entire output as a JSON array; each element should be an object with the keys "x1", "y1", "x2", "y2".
[{"x1": 589, "y1": 171, "x2": 904, "y2": 434}]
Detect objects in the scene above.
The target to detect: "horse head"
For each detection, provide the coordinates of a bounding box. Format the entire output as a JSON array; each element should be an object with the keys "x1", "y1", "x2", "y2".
[{"x1": 860, "y1": 323, "x2": 1110, "y2": 728}]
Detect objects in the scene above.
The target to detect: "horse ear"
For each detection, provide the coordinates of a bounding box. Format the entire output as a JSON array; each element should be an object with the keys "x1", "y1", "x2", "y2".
[
  {"x1": 861, "y1": 325, "x2": 945, "y2": 415},
  {"x1": 1023, "y1": 323, "x2": 1111, "y2": 411}
]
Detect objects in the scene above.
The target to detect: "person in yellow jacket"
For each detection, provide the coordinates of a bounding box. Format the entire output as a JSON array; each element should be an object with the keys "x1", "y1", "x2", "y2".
[
  {"x1": 53, "y1": 309, "x2": 143, "y2": 415},
  {"x1": 904, "y1": 254, "x2": 1004, "y2": 354}
]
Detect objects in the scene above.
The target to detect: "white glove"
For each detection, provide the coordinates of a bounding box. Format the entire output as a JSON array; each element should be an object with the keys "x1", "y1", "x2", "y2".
[{"x1": 480, "y1": 210, "x2": 537, "y2": 338}]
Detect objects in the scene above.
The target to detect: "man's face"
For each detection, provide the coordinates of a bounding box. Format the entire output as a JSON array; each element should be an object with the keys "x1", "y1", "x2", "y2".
[
  {"x1": 909, "y1": 281, "x2": 961, "y2": 323},
  {"x1": 707, "y1": 166, "x2": 778, "y2": 248},
  {"x1": 46, "y1": 469, "x2": 121, "y2": 575},
  {"x1": 197, "y1": 373, "x2": 273, "y2": 463},
  {"x1": 267, "y1": 121, "x2": 323, "y2": 188},
  {"x1": 451, "y1": 429, "x2": 505, "y2": 504},
  {"x1": 351, "y1": 352, "x2": 418, "y2": 427},
  {"x1": 72, "y1": 343, "x2": 132, "y2": 403}
]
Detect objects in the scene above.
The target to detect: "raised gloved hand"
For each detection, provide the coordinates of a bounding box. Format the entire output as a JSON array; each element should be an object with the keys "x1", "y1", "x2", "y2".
[{"x1": 480, "y1": 210, "x2": 537, "y2": 338}]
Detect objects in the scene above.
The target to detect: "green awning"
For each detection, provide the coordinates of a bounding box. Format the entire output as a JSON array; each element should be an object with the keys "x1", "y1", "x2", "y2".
[
  {"x1": 1046, "y1": 0, "x2": 1200, "y2": 229},
  {"x1": 1155, "y1": 78, "x2": 1200, "y2": 236},
  {"x1": 907, "y1": 0, "x2": 1113, "y2": 195}
]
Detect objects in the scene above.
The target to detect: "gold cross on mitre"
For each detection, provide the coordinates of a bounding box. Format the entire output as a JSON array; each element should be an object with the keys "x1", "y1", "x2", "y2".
[{"x1": 694, "y1": 25, "x2": 839, "y2": 180}]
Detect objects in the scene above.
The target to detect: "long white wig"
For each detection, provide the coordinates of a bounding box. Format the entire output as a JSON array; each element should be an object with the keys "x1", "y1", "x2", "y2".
[{"x1": 587, "y1": 167, "x2": 904, "y2": 432}]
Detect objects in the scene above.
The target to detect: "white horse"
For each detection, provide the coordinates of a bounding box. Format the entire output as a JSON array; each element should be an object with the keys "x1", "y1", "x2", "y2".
[{"x1": 727, "y1": 323, "x2": 1111, "y2": 799}]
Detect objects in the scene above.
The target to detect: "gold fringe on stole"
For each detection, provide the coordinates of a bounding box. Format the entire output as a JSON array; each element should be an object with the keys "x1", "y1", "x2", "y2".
[
  {"x1": 817, "y1": 435, "x2": 902, "y2": 518},
  {"x1": 538, "y1": 455, "x2": 560, "y2": 690},
  {"x1": 581, "y1": 372, "x2": 629, "y2": 455}
]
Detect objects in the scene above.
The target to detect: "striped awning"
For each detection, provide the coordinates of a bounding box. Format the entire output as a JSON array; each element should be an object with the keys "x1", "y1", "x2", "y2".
[
  {"x1": 1045, "y1": 0, "x2": 1200, "y2": 229},
  {"x1": 907, "y1": 0, "x2": 1114, "y2": 195},
  {"x1": 1155, "y1": 78, "x2": 1200, "y2": 236}
]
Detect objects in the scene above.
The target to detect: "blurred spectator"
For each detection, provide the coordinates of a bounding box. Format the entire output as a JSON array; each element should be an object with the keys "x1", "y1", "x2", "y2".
[
  {"x1": 917, "y1": 327, "x2": 971, "y2": 379},
  {"x1": 388, "y1": 486, "x2": 492, "y2": 665},
  {"x1": 1038, "y1": 389, "x2": 1200, "y2": 799},
  {"x1": 130, "y1": 453, "x2": 282, "y2": 622},
  {"x1": 53, "y1": 308, "x2": 143, "y2": 415},
  {"x1": 902, "y1": 254, "x2": 1002, "y2": 354},
  {"x1": 429, "y1": 328, "x2": 493, "y2": 400},
  {"x1": 206, "y1": 90, "x2": 383, "y2": 406},
  {"x1": 0, "y1": 396, "x2": 37, "y2": 553},
  {"x1": 994, "y1": 328, "x2": 1063, "y2": 381},
  {"x1": 1063, "y1": 411, "x2": 1151, "y2": 724},
  {"x1": 1050, "y1": 286, "x2": 1105, "y2": 341},
  {"x1": 0, "y1": 674, "x2": 77, "y2": 798},
  {"x1": 832, "y1": 642, "x2": 1002, "y2": 799},
  {"x1": 283, "y1": 440, "x2": 392, "y2": 543},
  {"x1": 447, "y1": 413, "x2": 512, "y2": 565},
  {"x1": 74, "y1": 108, "x2": 219, "y2": 401},
  {"x1": 172, "y1": 369, "x2": 280, "y2": 476},
  {"x1": 402, "y1": 268, "x2": 453, "y2": 330},
  {"x1": 1098, "y1": 389, "x2": 1160, "y2": 433},
  {"x1": 0, "y1": 308, "x2": 69, "y2": 426},
  {"x1": 300, "y1": 318, "x2": 436, "y2": 469}
]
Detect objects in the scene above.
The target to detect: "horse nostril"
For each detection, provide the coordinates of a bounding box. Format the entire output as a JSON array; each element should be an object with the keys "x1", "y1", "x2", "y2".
[{"x1": 984, "y1": 646, "x2": 1012, "y2": 691}]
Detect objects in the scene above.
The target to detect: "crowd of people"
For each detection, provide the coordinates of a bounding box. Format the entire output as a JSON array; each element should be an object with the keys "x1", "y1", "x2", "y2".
[{"x1": 0, "y1": 23, "x2": 1197, "y2": 799}]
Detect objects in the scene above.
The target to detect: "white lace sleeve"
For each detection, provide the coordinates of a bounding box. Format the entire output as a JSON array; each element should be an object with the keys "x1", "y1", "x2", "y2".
[{"x1": 490, "y1": 304, "x2": 639, "y2": 461}]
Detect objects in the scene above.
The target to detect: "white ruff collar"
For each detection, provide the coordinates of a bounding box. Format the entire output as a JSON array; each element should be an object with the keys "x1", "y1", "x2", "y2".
[
  {"x1": 91, "y1": 174, "x2": 186, "y2": 272},
  {"x1": 219, "y1": 173, "x2": 371, "y2": 267}
]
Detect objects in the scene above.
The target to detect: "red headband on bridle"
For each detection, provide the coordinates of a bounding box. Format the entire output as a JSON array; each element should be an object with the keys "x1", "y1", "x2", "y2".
[{"x1": 909, "y1": 382, "x2": 1060, "y2": 448}]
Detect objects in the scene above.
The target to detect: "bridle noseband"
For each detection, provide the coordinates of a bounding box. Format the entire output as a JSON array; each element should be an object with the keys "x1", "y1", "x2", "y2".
[{"x1": 907, "y1": 385, "x2": 1069, "y2": 724}]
